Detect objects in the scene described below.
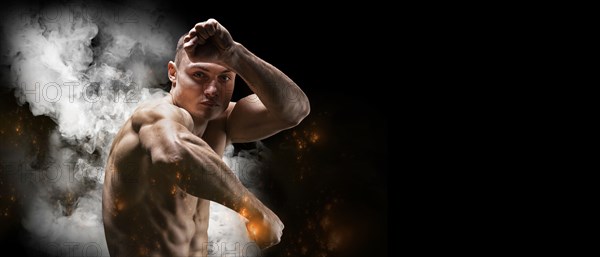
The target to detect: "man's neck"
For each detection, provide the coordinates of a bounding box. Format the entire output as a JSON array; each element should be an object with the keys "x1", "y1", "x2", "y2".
[{"x1": 191, "y1": 118, "x2": 208, "y2": 136}]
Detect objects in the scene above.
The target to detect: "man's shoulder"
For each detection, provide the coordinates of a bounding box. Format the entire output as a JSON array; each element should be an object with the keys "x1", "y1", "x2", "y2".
[
  {"x1": 203, "y1": 102, "x2": 235, "y2": 137},
  {"x1": 130, "y1": 97, "x2": 193, "y2": 132}
]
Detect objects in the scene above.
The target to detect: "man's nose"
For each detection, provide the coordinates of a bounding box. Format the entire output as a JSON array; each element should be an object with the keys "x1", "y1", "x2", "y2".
[{"x1": 204, "y1": 80, "x2": 218, "y2": 97}]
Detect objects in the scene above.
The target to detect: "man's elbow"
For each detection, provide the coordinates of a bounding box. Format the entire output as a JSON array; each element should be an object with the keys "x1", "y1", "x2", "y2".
[{"x1": 284, "y1": 102, "x2": 310, "y2": 127}]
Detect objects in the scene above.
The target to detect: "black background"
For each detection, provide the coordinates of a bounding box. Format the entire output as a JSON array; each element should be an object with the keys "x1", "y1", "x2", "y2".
[{"x1": 1, "y1": 1, "x2": 387, "y2": 256}]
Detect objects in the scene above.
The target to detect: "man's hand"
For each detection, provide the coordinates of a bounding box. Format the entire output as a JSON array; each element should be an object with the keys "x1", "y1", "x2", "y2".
[
  {"x1": 183, "y1": 19, "x2": 236, "y2": 65},
  {"x1": 241, "y1": 199, "x2": 284, "y2": 249}
]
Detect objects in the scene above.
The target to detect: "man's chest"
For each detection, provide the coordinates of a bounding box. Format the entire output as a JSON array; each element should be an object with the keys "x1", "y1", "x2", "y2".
[{"x1": 201, "y1": 118, "x2": 228, "y2": 156}]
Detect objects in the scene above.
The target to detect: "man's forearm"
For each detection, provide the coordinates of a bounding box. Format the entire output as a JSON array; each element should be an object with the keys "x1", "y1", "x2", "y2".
[
  {"x1": 226, "y1": 43, "x2": 310, "y2": 123},
  {"x1": 173, "y1": 135, "x2": 264, "y2": 217}
]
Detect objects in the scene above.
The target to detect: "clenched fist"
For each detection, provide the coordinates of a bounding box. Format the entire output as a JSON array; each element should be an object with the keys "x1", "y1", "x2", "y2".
[
  {"x1": 241, "y1": 197, "x2": 284, "y2": 249},
  {"x1": 183, "y1": 18, "x2": 237, "y2": 65}
]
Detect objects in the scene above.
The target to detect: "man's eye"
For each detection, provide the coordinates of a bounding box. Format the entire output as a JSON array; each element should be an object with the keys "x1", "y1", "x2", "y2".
[
  {"x1": 193, "y1": 72, "x2": 206, "y2": 78},
  {"x1": 219, "y1": 75, "x2": 231, "y2": 82}
]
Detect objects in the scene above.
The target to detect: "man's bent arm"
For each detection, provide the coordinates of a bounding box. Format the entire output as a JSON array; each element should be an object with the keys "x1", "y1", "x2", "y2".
[
  {"x1": 135, "y1": 107, "x2": 272, "y2": 222},
  {"x1": 150, "y1": 121, "x2": 247, "y2": 207},
  {"x1": 228, "y1": 43, "x2": 310, "y2": 123},
  {"x1": 183, "y1": 19, "x2": 309, "y2": 143},
  {"x1": 224, "y1": 44, "x2": 310, "y2": 142}
]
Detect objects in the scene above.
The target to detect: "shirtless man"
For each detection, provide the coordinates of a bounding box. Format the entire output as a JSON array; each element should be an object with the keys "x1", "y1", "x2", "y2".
[{"x1": 102, "y1": 19, "x2": 310, "y2": 257}]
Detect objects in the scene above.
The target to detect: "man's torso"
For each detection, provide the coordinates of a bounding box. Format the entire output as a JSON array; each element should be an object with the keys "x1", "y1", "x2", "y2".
[{"x1": 102, "y1": 97, "x2": 229, "y2": 257}]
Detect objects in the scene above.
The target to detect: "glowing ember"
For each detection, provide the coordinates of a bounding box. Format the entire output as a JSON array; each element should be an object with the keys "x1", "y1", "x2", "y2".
[
  {"x1": 248, "y1": 223, "x2": 258, "y2": 236},
  {"x1": 117, "y1": 201, "x2": 125, "y2": 211},
  {"x1": 309, "y1": 132, "x2": 319, "y2": 143},
  {"x1": 240, "y1": 208, "x2": 249, "y2": 218}
]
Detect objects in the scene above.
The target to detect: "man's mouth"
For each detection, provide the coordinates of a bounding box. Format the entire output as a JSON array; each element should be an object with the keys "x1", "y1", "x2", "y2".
[{"x1": 200, "y1": 100, "x2": 218, "y2": 107}]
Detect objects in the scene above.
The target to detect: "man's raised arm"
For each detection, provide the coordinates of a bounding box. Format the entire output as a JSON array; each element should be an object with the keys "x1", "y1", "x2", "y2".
[{"x1": 183, "y1": 19, "x2": 311, "y2": 143}]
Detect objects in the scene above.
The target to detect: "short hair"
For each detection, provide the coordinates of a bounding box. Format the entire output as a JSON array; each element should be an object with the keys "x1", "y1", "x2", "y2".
[{"x1": 174, "y1": 33, "x2": 187, "y2": 67}]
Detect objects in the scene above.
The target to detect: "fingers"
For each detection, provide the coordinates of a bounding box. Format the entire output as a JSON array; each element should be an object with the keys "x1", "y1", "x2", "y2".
[
  {"x1": 205, "y1": 19, "x2": 218, "y2": 35},
  {"x1": 199, "y1": 19, "x2": 218, "y2": 36},
  {"x1": 183, "y1": 35, "x2": 198, "y2": 51},
  {"x1": 183, "y1": 19, "x2": 221, "y2": 50},
  {"x1": 194, "y1": 19, "x2": 218, "y2": 42},
  {"x1": 194, "y1": 26, "x2": 211, "y2": 44},
  {"x1": 183, "y1": 18, "x2": 233, "y2": 55},
  {"x1": 185, "y1": 28, "x2": 206, "y2": 46}
]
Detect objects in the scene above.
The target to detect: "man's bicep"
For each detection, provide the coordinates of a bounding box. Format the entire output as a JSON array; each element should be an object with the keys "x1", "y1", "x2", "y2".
[
  {"x1": 134, "y1": 107, "x2": 194, "y2": 164},
  {"x1": 226, "y1": 94, "x2": 294, "y2": 143}
]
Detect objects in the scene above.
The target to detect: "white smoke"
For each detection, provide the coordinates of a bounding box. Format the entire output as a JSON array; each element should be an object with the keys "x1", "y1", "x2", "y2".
[
  {"x1": 208, "y1": 143, "x2": 271, "y2": 257},
  {"x1": 1, "y1": 2, "x2": 264, "y2": 256}
]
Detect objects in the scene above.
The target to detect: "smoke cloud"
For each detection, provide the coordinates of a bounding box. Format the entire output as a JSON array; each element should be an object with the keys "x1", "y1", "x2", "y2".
[{"x1": 1, "y1": 2, "x2": 264, "y2": 256}]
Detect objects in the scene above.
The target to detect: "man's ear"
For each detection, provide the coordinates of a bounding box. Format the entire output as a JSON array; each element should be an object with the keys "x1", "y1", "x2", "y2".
[{"x1": 168, "y1": 61, "x2": 177, "y2": 86}]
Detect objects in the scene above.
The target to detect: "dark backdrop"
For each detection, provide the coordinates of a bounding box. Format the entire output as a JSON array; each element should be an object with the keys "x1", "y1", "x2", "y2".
[{"x1": 0, "y1": 1, "x2": 388, "y2": 256}]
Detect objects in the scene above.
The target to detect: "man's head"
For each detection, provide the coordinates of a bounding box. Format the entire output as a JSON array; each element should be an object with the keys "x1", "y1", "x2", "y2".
[
  {"x1": 174, "y1": 34, "x2": 187, "y2": 67},
  {"x1": 168, "y1": 33, "x2": 236, "y2": 121}
]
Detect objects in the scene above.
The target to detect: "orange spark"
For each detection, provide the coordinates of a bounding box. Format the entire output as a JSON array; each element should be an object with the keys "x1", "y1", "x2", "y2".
[
  {"x1": 240, "y1": 208, "x2": 249, "y2": 218},
  {"x1": 248, "y1": 223, "x2": 259, "y2": 236},
  {"x1": 115, "y1": 198, "x2": 126, "y2": 211},
  {"x1": 309, "y1": 132, "x2": 319, "y2": 143}
]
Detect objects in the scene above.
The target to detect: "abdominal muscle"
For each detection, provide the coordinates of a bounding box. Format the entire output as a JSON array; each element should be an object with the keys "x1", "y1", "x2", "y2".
[{"x1": 103, "y1": 151, "x2": 212, "y2": 256}]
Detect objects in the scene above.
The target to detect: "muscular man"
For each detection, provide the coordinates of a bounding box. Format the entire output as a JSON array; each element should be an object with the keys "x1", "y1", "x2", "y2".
[{"x1": 102, "y1": 19, "x2": 310, "y2": 257}]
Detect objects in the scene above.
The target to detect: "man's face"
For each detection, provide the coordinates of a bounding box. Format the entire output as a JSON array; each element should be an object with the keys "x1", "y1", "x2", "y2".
[{"x1": 169, "y1": 55, "x2": 235, "y2": 121}]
